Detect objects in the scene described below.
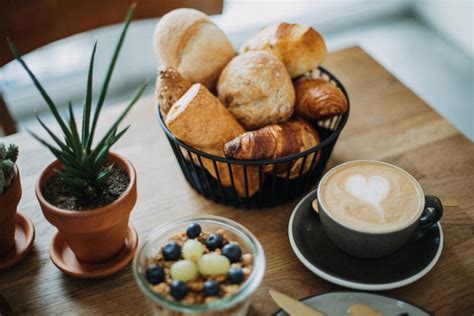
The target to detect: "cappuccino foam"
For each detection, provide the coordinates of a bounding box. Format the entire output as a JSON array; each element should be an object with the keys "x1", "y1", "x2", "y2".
[{"x1": 319, "y1": 161, "x2": 423, "y2": 232}]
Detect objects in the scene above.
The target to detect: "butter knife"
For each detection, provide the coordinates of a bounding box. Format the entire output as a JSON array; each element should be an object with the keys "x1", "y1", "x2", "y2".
[{"x1": 270, "y1": 290, "x2": 325, "y2": 316}]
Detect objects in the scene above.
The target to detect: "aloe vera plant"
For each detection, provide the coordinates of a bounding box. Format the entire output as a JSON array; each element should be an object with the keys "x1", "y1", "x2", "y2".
[
  {"x1": 0, "y1": 143, "x2": 19, "y2": 194},
  {"x1": 8, "y1": 4, "x2": 148, "y2": 200}
]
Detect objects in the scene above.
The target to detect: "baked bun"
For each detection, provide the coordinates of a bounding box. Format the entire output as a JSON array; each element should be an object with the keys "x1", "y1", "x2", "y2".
[
  {"x1": 224, "y1": 118, "x2": 320, "y2": 178},
  {"x1": 166, "y1": 83, "x2": 260, "y2": 197},
  {"x1": 155, "y1": 66, "x2": 192, "y2": 117},
  {"x1": 295, "y1": 78, "x2": 347, "y2": 121},
  {"x1": 217, "y1": 51, "x2": 295, "y2": 130},
  {"x1": 240, "y1": 23, "x2": 326, "y2": 78},
  {"x1": 153, "y1": 8, "x2": 235, "y2": 89}
]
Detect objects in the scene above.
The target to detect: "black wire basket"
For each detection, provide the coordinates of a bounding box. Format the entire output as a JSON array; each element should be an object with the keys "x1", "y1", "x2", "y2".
[{"x1": 158, "y1": 66, "x2": 350, "y2": 208}]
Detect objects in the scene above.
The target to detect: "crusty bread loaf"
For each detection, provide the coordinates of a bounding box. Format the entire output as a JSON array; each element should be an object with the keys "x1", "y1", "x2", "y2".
[
  {"x1": 153, "y1": 8, "x2": 235, "y2": 89},
  {"x1": 224, "y1": 118, "x2": 320, "y2": 178},
  {"x1": 217, "y1": 51, "x2": 295, "y2": 130},
  {"x1": 240, "y1": 23, "x2": 326, "y2": 78},
  {"x1": 166, "y1": 83, "x2": 260, "y2": 197},
  {"x1": 295, "y1": 78, "x2": 347, "y2": 121},
  {"x1": 155, "y1": 66, "x2": 192, "y2": 117}
]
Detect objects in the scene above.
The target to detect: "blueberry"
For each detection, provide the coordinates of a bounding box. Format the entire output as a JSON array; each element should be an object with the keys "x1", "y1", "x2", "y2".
[
  {"x1": 170, "y1": 280, "x2": 188, "y2": 300},
  {"x1": 162, "y1": 241, "x2": 181, "y2": 261},
  {"x1": 145, "y1": 266, "x2": 165, "y2": 285},
  {"x1": 203, "y1": 280, "x2": 221, "y2": 296},
  {"x1": 186, "y1": 223, "x2": 202, "y2": 239},
  {"x1": 222, "y1": 243, "x2": 241, "y2": 263},
  {"x1": 227, "y1": 268, "x2": 244, "y2": 284},
  {"x1": 206, "y1": 234, "x2": 223, "y2": 250}
]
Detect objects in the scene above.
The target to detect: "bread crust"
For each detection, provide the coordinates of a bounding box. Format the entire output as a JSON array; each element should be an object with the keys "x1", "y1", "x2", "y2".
[
  {"x1": 295, "y1": 78, "x2": 348, "y2": 121},
  {"x1": 154, "y1": 8, "x2": 209, "y2": 67},
  {"x1": 166, "y1": 84, "x2": 244, "y2": 149},
  {"x1": 240, "y1": 23, "x2": 327, "y2": 78},
  {"x1": 165, "y1": 83, "x2": 260, "y2": 197},
  {"x1": 224, "y1": 118, "x2": 320, "y2": 178},
  {"x1": 155, "y1": 66, "x2": 192, "y2": 117},
  {"x1": 153, "y1": 8, "x2": 235, "y2": 89},
  {"x1": 217, "y1": 51, "x2": 295, "y2": 130}
]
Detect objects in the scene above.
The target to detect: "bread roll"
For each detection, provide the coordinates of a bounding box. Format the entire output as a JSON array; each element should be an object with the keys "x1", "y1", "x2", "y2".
[
  {"x1": 153, "y1": 8, "x2": 235, "y2": 89},
  {"x1": 217, "y1": 51, "x2": 295, "y2": 130},
  {"x1": 155, "y1": 66, "x2": 192, "y2": 117},
  {"x1": 224, "y1": 118, "x2": 320, "y2": 178},
  {"x1": 295, "y1": 78, "x2": 347, "y2": 121},
  {"x1": 166, "y1": 83, "x2": 260, "y2": 197},
  {"x1": 240, "y1": 23, "x2": 326, "y2": 78}
]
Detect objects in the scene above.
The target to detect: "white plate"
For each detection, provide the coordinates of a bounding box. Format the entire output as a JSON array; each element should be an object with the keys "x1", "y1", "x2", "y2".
[{"x1": 275, "y1": 292, "x2": 431, "y2": 315}]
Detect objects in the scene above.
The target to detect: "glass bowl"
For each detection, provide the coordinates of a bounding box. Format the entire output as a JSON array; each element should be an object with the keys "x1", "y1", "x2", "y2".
[{"x1": 133, "y1": 215, "x2": 266, "y2": 315}]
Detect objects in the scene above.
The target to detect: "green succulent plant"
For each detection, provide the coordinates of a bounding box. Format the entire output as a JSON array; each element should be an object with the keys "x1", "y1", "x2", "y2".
[
  {"x1": 0, "y1": 143, "x2": 19, "y2": 194},
  {"x1": 8, "y1": 4, "x2": 148, "y2": 200}
]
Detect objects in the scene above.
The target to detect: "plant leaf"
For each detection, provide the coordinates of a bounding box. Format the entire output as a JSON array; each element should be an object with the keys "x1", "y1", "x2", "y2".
[
  {"x1": 96, "y1": 164, "x2": 114, "y2": 186},
  {"x1": 8, "y1": 38, "x2": 73, "y2": 141},
  {"x1": 93, "y1": 79, "x2": 148, "y2": 154},
  {"x1": 91, "y1": 142, "x2": 113, "y2": 174},
  {"x1": 35, "y1": 114, "x2": 73, "y2": 154},
  {"x1": 68, "y1": 102, "x2": 82, "y2": 155},
  {"x1": 55, "y1": 169, "x2": 87, "y2": 189},
  {"x1": 62, "y1": 165, "x2": 89, "y2": 178},
  {"x1": 88, "y1": 4, "x2": 136, "y2": 150},
  {"x1": 110, "y1": 125, "x2": 130, "y2": 146},
  {"x1": 82, "y1": 42, "x2": 97, "y2": 145},
  {"x1": 28, "y1": 131, "x2": 77, "y2": 167}
]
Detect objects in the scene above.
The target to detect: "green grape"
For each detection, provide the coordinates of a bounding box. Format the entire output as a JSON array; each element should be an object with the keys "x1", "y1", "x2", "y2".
[
  {"x1": 182, "y1": 239, "x2": 204, "y2": 262},
  {"x1": 197, "y1": 254, "x2": 230, "y2": 276},
  {"x1": 170, "y1": 260, "x2": 197, "y2": 282}
]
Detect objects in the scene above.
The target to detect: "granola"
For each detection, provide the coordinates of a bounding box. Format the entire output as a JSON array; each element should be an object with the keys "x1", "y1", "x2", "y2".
[{"x1": 144, "y1": 223, "x2": 253, "y2": 304}]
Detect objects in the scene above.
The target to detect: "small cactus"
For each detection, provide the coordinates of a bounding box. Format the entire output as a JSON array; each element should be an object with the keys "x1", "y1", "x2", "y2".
[{"x1": 0, "y1": 143, "x2": 19, "y2": 194}]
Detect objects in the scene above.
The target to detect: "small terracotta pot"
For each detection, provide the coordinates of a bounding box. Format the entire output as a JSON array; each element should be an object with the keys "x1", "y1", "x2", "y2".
[
  {"x1": 0, "y1": 165, "x2": 21, "y2": 255},
  {"x1": 36, "y1": 152, "x2": 137, "y2": 263}
]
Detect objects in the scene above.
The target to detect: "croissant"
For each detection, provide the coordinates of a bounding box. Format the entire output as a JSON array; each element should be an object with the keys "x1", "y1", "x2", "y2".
[
  {"x1": 155, "y1": 66, "x2": 192, "y2": 117},
  {"x1": 224, "y1": 118, "x2": 320, "y2": 178},
  {"x1": 295, "y1": 78, "x2": 347, "y2": 121}
]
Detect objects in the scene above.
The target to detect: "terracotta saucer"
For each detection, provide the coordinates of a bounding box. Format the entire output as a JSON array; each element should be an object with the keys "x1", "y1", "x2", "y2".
[
  {"x1": 49, "y1": 224, "x2": 139, "y2": 279},
  {"x1": 0, "y1": 212, "x2": 35, "y2": 271}
]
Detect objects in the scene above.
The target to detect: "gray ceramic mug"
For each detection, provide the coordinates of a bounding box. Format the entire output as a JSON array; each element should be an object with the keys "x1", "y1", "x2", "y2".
[{"x1": 316, "y1": 161, "x2": 443, "y2": 259}]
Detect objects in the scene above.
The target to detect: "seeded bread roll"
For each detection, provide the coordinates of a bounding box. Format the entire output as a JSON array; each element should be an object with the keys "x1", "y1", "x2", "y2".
[
  {"x1": 217, "y1": 51, "x2": 295, "y2": 130},
  {"x1": 155, "y1": 66, "x2": 192, "y2": 117},
  {"x1": 166, "y1": 83, "x2": 260, "y2": 197},
  {"x1": 240, "y1": 23, "x2": 327, "y2": 78},
  {"x1": 153, "y1": 8, "x2": 235, "y2": 89}
]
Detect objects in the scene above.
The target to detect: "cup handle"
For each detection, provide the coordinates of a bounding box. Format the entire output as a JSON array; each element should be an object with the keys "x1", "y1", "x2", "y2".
[{"x1": 416, "y1": 195, "x2": 444, "y2": 231}]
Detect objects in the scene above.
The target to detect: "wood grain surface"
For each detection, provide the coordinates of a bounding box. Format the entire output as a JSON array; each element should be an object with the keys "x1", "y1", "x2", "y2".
[{"x1": 0, "y1": 47, "x2": 473, "y2": 315}]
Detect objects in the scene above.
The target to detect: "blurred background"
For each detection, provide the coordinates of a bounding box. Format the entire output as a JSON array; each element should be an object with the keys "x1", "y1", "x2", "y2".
[{"x1": 1, "y1": 0, "x2": 473, "y2": 140}]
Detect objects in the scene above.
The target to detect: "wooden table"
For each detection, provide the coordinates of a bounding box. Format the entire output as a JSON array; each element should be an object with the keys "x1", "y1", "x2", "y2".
[{"x1": 1, "y1": 47, "x2": 473, "y2": 315}]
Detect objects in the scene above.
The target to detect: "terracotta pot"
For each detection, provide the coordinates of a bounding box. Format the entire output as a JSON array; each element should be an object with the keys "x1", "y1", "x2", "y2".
[
  {"x1": 0, "y1": 165, "x2": 21, "y2": 255},
  {"x1": 36, "y1": 152, "x2": 137, "y2": 263}
]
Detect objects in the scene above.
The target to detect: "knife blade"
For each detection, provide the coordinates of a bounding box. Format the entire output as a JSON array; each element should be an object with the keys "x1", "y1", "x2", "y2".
[{"x1": 270, "y1": 290, "x2": 325, "y2": 316}]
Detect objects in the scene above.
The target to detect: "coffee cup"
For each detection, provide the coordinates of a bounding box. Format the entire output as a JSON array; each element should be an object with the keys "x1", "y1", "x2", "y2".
[{"x1": 317, "y1": 160, "x2": 443, "y2": 258}]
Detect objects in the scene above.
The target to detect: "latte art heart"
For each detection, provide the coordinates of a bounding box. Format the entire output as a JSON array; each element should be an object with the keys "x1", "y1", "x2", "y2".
[
  {"x1": 320, "y1": 161, "x2": 423, "y2": 232},
  {"x1": 344, "y1": 174, "x2": 390, "y2": 221}
]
